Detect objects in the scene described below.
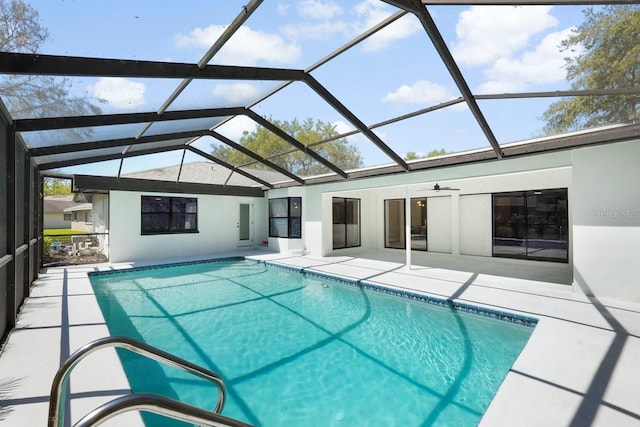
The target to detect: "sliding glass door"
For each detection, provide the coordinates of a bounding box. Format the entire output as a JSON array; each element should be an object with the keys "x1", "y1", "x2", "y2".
[
  {"x1": 410, "y1": 198, "x2": 427, "y2": 251},
  {"x1": 384, "y1": 198, "x2": 428, "y2": 251},
  {"x1": 333, "y1": 197, "x2": 361, "y2": 249},
  {"x1": 493, "y1": 189, "x2": 568, "y2": 262},
  {"x1": 384, "y1": 199, "x2": 405, "y2": 249}
]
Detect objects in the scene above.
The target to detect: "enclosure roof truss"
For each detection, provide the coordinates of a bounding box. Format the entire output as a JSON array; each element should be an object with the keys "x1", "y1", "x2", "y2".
[{"x1": 0, "y1": 0, "x2": 638, "y2": 192}]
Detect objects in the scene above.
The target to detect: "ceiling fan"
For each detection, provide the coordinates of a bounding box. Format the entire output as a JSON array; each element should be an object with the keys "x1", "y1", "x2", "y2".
[{"x1": 418, "y1": 183, "x2": 460, "y2": 192}]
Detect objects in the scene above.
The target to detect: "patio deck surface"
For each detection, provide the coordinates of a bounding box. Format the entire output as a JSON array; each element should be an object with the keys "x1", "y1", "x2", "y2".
[{"x1": 1, "y1": 250, "x2": 639, "y2": 426}]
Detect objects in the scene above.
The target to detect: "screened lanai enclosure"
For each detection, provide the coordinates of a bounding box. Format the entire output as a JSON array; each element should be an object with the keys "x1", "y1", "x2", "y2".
[{"x1": 1, "y1": 0, "x2": 639, "y2": 340}]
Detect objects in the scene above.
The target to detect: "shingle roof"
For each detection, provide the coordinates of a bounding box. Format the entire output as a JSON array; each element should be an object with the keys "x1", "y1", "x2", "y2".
[
  {"x1": 63, "y1": 203, "x2": 92, "y2": 212},
  {"x1": 43, "y1": 195, "x2": 80, "y2": 213},
  {"x1": 122, "y1": 161, "x2": 288, "y2": 187}
]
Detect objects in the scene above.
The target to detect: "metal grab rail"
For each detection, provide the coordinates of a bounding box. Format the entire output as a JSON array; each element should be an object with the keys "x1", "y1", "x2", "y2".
[
  {"x1": 48, "y1": 336, "x2": 227, "y2": 427},
  {"x1": 74, "y1": 393, "x2": 252, "y2": 427}
]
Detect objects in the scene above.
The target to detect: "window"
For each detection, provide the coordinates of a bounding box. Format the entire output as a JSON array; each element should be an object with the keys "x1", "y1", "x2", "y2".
[
  {"x1": 411, "y1": 198, "x2": 427, "y2": 251},
  {"x1": 384, "y1": 199, "x2": 405, "y2": 249},
  {"x1": 63, "y1": 213, "x2": 72, "y2": 221},
  {"x1": 493, "y1": 189, "x2": 568, "y2": 262},
  {"x1": 141, "y1": 196, "x2": 198, "y2": 235},
  {"x1": 333, "y1": 197, "x2": 360, "y2": 249},
  {"x1": 269, "y1": 197, "x2": 301, "y2": 238}
]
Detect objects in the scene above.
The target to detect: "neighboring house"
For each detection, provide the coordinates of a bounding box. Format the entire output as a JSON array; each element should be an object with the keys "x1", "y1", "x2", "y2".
[
  {"x1": 64, "y1": 203, "x2": 93, "y2": 232},
  {"x1": 43, "y1": 195, "x2": 93, "y2": 230}
]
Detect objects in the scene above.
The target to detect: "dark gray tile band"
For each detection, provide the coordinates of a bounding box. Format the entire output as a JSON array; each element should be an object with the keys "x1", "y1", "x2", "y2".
[
  {"x1": 87, "y1": 256, "x2": 537, "y2": 328},
  {"x1": 87, "y1": 256, "x2": 246, "y2": 277},
  {"x1": 264, "y1": 260, "x2": 538, "y2": 328}
]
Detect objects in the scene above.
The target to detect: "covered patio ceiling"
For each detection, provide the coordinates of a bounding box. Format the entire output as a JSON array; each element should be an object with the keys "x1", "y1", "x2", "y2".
[{"x1": 1, "y1": 0, "x2": 638, "y2": 191}]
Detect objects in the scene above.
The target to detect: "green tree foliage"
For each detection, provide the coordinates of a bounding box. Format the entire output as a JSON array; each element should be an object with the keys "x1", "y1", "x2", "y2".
[
  {"x1": 212, "y1": 118, "x2": 363, "y2": 176},
  {"x1": 43, "y1": 177, "x2": 71, "y2": 196},
  {"x1": 405, "y1": 148, "x2": 446, "y2": 160},
  {"x1": 0, "y1": 0, "x2": 101, "y2": 120},
  {"x1": 542, "y1": 5, "x2": 640, "y2": 134}
]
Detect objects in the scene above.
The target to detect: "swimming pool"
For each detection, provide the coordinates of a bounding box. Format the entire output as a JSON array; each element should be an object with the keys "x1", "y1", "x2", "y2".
[{"x1": 89, "y1": 258, "x2": 534, "y2": 426}]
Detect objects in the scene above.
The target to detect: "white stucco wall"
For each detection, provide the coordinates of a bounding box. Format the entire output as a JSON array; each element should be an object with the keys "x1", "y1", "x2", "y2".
[
  {"x1": 109, "y1": 191, "x2": 267, "y2": 263},
  {"x1": 43, "y1": 212, "x2": 70, "y2": 229},
  {"x1": 266, "y1": 187, "x2": 307, "y2": 254},
  {"x1": 92, "y1": 194, "x2": 109, "y2": 257},
  {"x1": 572, "y1": 139, "x2": 640, "y2": 302},
  {"x1": 459, "y1": 194, "x2": 492, "y2": 256},
  {"x1": 428, "y1": 196, "x2": 452, "y2": 253},
  {"x1": 313, "y1": 161, "x2": 572, "y2": 260},
  {"x1": 91, "y1": 194, "x2": 109, "y2": 234},
  {"x1": 104, "y1": 137, "x2": 640, "y2": 302}
]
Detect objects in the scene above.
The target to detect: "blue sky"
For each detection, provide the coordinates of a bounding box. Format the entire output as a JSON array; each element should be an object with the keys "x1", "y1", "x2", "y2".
[{"x1": 23, "y1": 0, "x2": 592, "y2": 177}]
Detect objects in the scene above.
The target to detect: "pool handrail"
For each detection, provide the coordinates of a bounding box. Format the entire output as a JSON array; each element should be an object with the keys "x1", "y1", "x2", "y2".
[
  {"x1": 73, "y1": 393, "x2": 253, "y2": 427},
  {"x1": 48, "y1": 336, "x2": 227, "y2": 427}
]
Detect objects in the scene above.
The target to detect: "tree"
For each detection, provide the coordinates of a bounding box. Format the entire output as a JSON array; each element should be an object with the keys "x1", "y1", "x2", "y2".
[
  {"x1": 542, "y1": 5, "x2": 640, "y2": 134},
  {"x1": 0, "y1": 0, "x2": 101, "y2": 120},
  {"x1": 212, "y1": 118, "x2": 363, "y2": 176},
  {"x1": 405, "y1": 148, "x2": 446, "y2": 160},
  {"x1": 43, "y1": 177, "x2": 71, "y2": 196}
]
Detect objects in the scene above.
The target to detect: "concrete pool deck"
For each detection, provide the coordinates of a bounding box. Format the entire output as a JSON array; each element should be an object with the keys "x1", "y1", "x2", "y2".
[{"x1": 1, "y1": 250, "x2": 639, "y2": 426}]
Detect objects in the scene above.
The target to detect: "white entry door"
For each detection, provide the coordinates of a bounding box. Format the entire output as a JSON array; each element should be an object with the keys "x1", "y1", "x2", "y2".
[{"x1": 238, "y1": 202, "x2": 253, "y2": 247}]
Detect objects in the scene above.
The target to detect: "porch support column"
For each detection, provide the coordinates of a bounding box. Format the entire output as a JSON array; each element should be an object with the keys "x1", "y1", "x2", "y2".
[{"x1": 405, "y1": 186, "x2": 412, "y2": 269}]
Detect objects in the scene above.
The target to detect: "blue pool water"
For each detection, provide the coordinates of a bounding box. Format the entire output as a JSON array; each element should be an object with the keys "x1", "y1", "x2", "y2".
[{"x1": 89, "y1": 259, "x2": 534, "y2": 426}]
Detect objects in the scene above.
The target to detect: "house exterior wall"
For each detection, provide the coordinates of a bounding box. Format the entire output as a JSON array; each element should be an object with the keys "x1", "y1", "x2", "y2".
[
  {"x1": 43, "y1": 212, "x2": 71, "y2": 229},
  {"x1": 572, "y1": 139, "x2": 640, "y2": 302},
  {"x1": 109, "y1": 191, "x2": 267, "y2": 263},
  {"x1": 91, "y1": 193, "x2": 109, "y2": 257},
  {"x1": 266, "y1": 187, "x2": 307, "y2": 254},
  {"x1": 69, "y1": 210, "x2": 92, "y2": 232},
  {"x1": 312, "y1": 163, "x2": 573, "y2": 283},
  {"x1": 267, "y1": 139, "x2": 640, "y2": 302},
  {"x1": 459, "y1": 194, "x2": 492, "y2": 256},
  {"x1": 106, "y1": 138, "x2": 640, "y2": 302},
  {"x1": 92, "y1": 194, "x2": 109, "y2": 234},
  {"x1": 70, "y1": 220, "x2": 92, "y2": 232}
]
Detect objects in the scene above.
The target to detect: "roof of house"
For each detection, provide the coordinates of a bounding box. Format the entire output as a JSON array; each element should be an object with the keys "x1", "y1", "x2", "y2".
[
  {"x1": 63, "y1": 203, "x2": 93, "y2": 213},
  {"x1": 122, "y1": 161, "x2": 289, "y2": 187},
  {"x1": 43, "y1": 195, "x2": 80, "y2": 213}
]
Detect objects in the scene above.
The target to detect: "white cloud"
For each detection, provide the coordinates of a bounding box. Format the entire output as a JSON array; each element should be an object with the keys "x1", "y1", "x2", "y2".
[
  {"x1": 213, "y1": 83, "x2": 262, "y2": 105},
  {"x1": 362, "y1": 13, "x2": 421, "y2": 52},
  {"x1": 332, "y1": 120, "x2": 373, "y2": 145},
  {"x1": 281, "y1": 0, "x2": 417, "y2": 49},
  {"x1": 452, "y1": 6, "x2": 558, "y2": 67},
  {"x1": 354, "y1": 0, "x2": 391, "y2": 28},
  {"x1": 174, "y1": 25, "x2": 300, "y2": 65},
  {"x1": 383, "y1": 80, "x2": 454, "y2": 104},
  {"x1": 216, "y1": 116, "x2": 257, "y2": 141},
  {"x1": 333, "y1": 120, "x2": 355, "y2": 134},
  {"x1": 281, "y1": 21, "x2": 349, "y2": 41},
  {"x1": 353, "y1": 0, "x2": 420, "y2": 52},
  {"x1": 478, "y1": 27, "x2": 577, "y2": 93},
  {"x1": 88, "y1": 77, "x2": 145, "y2": 110},
  {"x1": 297, "y1": 0, "x2": 343, "y2": 20},
  {"x1": 279, "y1": 0, "x2": 347, "y2": 40},
  {"x1": 277, "y1": 3, "x2": 291, "y2": 15}
]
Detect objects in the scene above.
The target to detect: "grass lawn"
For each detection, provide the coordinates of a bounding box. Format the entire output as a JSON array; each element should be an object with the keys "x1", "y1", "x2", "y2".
[
  {"x1": 44, "y1": 229, "x2": 89, "y2": 236},
  {"x1": 44, "y1": 229, "x2": 89, "y2": 247}
]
